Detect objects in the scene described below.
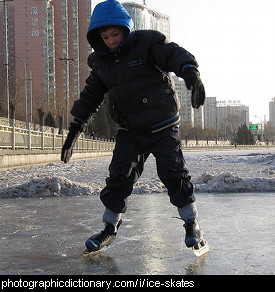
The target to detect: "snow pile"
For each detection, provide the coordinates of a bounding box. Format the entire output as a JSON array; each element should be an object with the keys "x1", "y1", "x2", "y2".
[
  {"x1": 203, "y1": 152, "x2": 275, "y2": 166},
  {"x1": 133, "y1": 171, "x2": 275, "y2": 194},
  {"x1": 259, "y1": 167, "x2": 275, "y2": 175},
  {"x1": 235, "y1": 153, "x2": 274, "y2": 165},
  {"x1": 0, "y1": 149, "x2": 274, "y2": 198},
  {"x1": 133, "y1": 179, "x2": 165, "y2": 194},
  {"x1": 0, "y1": 176, "x2": 96, "y2": 198},
  {"x1": 194, "y1": 172, "x2": 275, "y2": 193}
]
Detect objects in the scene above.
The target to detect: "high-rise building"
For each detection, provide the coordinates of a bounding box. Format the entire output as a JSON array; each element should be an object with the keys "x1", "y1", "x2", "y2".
[
  {"x1": 0, "y1": 0, "x2": 92, "y2": 127},
  {"x1": 51, "y1": 0, "x2": 92, "y2": 127},
  {"x1": 204, "y1": 97, "x2": 217, "y2": 129},
  {"x1": 269, "y1": 97, "x2": 275, "y2": 128},
  {"x1": 217, "y1": 104, "x2": 249, "y2": 138},
  {"x1": 172, "y1": 76, "x2": 193, "y2": 126},
  {"x1": 193, "y1": 106, "x2": 204, "y2": 129},
  {"x1": 122, "y1": 2, "x2": 170, "y2": 40},
  {"x1": 173, "y1": 75, "x2": 205, "y2": 129}
]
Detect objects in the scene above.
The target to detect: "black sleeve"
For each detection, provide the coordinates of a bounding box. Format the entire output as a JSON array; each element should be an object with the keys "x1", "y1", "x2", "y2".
[
  {"x1": 149, "y1": 31, "x2": 198, "y2": 76},
  {"x1": 70, "y1": 53, "x2": 108, "y2": 122}
]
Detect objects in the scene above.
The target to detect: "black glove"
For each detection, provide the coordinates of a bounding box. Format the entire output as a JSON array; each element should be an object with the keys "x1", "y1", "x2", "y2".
[
  {"x1": 182, "y1": 66, "x2": 205, "y2": 109},
  {"x1": 61, "y1": 120, "x2": 86, "y2": 163}
]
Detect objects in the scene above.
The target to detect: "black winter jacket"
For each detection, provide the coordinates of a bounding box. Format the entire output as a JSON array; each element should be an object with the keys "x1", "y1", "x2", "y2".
[{"x1": 71, "y1": 30, "x2": 198, "y2": 133}]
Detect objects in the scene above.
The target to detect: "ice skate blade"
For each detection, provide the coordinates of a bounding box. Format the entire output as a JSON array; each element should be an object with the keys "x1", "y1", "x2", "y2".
[{"x1": 192, "y1": 241, "x2": 209, "y2": 257}]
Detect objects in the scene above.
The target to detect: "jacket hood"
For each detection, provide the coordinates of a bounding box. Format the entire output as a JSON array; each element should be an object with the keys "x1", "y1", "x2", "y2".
[{"x1": 87, "y1": 0, "x2": 134, "y2": 50}]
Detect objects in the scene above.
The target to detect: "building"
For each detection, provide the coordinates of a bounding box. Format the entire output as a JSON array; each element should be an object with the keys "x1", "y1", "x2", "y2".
[
  {"x1": 51, "y1": 0, "x2": 92, "y2": 127},
  {"x1": 172, "y1": 76, "x2": 192, "y2": 125},
  {"x1": 122, "y1": 2, "x2": 170, "y2": 40},
  {"x1": 218, "y1": 104, "x2": 249, "y2": 126},
  {"x1": 172, "y1": 75, "x2": 206, "y2": 129},
  {"x1": 269, "y1": 97, "x2": 275, "y2": 128},
  {"x1": 193, "y1": 107, "x2": 204, "y2": 129},
  {"x1": 0, "y1": 0, "x2": 92, "y2": 127},
  {"x1": 217, "y1": 103, "x2": 249, "y2": 139},
  {"x1": 204, "y1": 96, "x2": 217, "y2": 129}
]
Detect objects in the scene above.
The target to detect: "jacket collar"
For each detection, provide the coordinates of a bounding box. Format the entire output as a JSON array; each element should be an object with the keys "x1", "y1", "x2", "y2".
[{"x1": 95, "y1": 31, "x2": 136, "y2": 58}]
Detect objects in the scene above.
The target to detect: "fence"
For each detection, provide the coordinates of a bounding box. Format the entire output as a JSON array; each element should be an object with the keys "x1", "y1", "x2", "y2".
[
  {"x1": 0, "y1": 122, "x2": 115, "y2": 151},
  {"x1": 0, "y1": 122, "x2": 273, "y2": 152}
]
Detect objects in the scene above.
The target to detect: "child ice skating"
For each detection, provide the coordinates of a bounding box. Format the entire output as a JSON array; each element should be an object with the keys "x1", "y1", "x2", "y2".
[{"x1": 61, "y1": 0, "x2": 208, "y2": 256}]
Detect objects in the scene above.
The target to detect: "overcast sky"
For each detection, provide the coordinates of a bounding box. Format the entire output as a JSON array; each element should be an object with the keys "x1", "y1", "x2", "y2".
[{"x1": 92, "y1": 0, "x2": 275, "y2": 123}]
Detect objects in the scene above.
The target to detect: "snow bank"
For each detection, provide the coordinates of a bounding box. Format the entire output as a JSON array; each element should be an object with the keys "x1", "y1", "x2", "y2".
[
  {"x1": 133, "y1": 179, "x2": 165, "y2": 194},
  {"x1": 0, "y1": 150, "x2": 274, "y2": 198},
  {"x1": 0, "y1": 171, "x2": 274, "y2": 199},
  {"x1": 133, "y1": 172, "x2": 275, "y2": 194},
  {"x1": 0, "y1": 176, "x2": 166, "y2": 198},
  {"x1": 194, "y1": 172, "x2": 275, "y2": 193},
  {"x1": 0, "y1": 176, "x2": 96, "y2": 198}
]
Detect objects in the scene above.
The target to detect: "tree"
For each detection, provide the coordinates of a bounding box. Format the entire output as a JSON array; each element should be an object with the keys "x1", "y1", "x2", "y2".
[
  {"x1": 32, "y1": 87, "x2": 47, "y2": 127},
  {"x1": 55, "y1": 94, "x2": 66, "y2": 133},
  {"x1": 45, "y1": 111, "x2": 56, "y2": 127},
  {"x1": 90, "y1": 94, "x2": 118, "y2": 139},
  {"x1": 226, "y1": 113, "x2": 243, "y2": 140},
  {"x1": 92, "y1": 102, "x2": 110, "y2": 138},
  {"x1": 235, "y1": 124, "x2": 254, "y2": 145},
  {"x1": 9, "y1": 74, "x2": 26, "y2": 120},
  {"x1": 38, "y1": 108, "x2": 45, "y2": 129},
  {"x1": 263, "y1": 122, "x2": 275, "y2": 143}
]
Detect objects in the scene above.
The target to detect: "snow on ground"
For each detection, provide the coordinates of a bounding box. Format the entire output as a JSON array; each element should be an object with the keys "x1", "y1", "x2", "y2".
[{"x1": 0, "y1": 149, "x2": 274, "y2": 198}]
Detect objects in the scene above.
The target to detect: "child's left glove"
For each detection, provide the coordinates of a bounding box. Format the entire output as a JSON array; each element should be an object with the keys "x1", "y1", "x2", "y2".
[
  {"x1": 182, "y1": 66, "x2": 205, "y2": 109},
  {"x1": 61, "y1": 119, "x2": 86, "y2": 163}
]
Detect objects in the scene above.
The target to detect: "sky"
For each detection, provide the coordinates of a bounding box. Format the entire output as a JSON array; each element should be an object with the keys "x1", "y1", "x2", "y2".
[{"x1": 92, "y1": 0, "x2": 275, "y2": 123}]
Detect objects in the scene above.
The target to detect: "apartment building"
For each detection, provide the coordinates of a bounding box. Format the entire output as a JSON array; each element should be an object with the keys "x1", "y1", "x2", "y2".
[{"x1": 0, "y1": 0, "x2": 92, "y2": 127}]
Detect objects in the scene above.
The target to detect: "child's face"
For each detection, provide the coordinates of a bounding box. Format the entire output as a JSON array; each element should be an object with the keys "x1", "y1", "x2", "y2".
[{"x1": 100, "y1": 27, "x2": 125, "y2": 50}]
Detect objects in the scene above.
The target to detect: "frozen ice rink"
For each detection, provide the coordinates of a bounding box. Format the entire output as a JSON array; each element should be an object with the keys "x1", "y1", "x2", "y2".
[{"x1": 0, "y1": 149, "x2": 274, "y2": 275}]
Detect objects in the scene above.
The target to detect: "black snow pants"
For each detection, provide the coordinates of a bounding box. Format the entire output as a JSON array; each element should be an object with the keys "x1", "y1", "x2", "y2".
[{"x1": 100, "y1": 127, "x2": 196, "y2": 214}]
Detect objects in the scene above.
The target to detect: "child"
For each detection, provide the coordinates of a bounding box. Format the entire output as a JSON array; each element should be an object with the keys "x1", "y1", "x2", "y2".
[{"x1": 61, "y1": 0, "x2": 206, "y2": 254}]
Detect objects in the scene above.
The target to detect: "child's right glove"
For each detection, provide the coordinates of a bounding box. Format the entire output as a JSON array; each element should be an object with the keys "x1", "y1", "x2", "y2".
[
  {"x1": 182, "y1": 66, "x2": 205, "y2": 109},
  {"x1": 61, "y1": 119, "x2": 86, "y2": 163}
]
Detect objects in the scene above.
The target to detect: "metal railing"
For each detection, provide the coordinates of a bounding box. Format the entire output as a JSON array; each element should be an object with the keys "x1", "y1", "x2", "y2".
[
  {"x1": 0, "y1": 122, "x2": 115, "y2": 151},
  {"x1": 0, "y1": 122, "x2": 273, "y2": 152}
]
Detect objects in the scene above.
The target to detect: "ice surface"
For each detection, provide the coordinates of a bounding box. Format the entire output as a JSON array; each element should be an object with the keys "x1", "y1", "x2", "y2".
[
  {"x1": 0, "y1": 149, "x2": 274, "y2": 198},
  {"x1": 0, "y1": 149, "x2": 274, "y2": 275},
  {"x1": 1, "y1": 193, "x2": 274, "y2": 275}
]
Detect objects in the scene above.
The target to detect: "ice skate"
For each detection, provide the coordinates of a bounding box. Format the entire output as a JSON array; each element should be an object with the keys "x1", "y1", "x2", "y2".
[
  {"x1": 85, "y1": 219, "x2": 122, "y2": 253},
  {"x1": 184, "y1": 219, "x2": 209, "y2": 257},
  {"x1": 192, "y1": 238, "x2": 209, "y2": 257}
]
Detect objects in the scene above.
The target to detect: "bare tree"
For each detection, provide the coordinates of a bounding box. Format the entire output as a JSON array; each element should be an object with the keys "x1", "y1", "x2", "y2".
[
  {"x1": 9, "y1": 75, "x2": 26, "y2": 121},
  {"x1": 32, "y1": 87, "x2": 47, "y2": 128},
  {"x1": 226, "y1": 113, "x2": 243, "y2": 139},
  {"x1": 264, "y1": 122, "x2": 275, "y2": 143},
  {"x1": 55, "y1": 95, "x2": 66, "y2": 134}
]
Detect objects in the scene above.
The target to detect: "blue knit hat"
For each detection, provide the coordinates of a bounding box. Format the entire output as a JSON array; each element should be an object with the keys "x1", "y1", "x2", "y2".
[{"x1": 87, "y1": 0, "x2": 134, "y2": 49}]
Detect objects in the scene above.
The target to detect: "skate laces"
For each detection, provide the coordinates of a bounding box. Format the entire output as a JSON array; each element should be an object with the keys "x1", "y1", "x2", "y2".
[
  {"x1": 95, "y1": 219, "x2": 122, "y2": 244},
  {"x1": 95, "y1": 225, "x2": 116, "y2": 243}
]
